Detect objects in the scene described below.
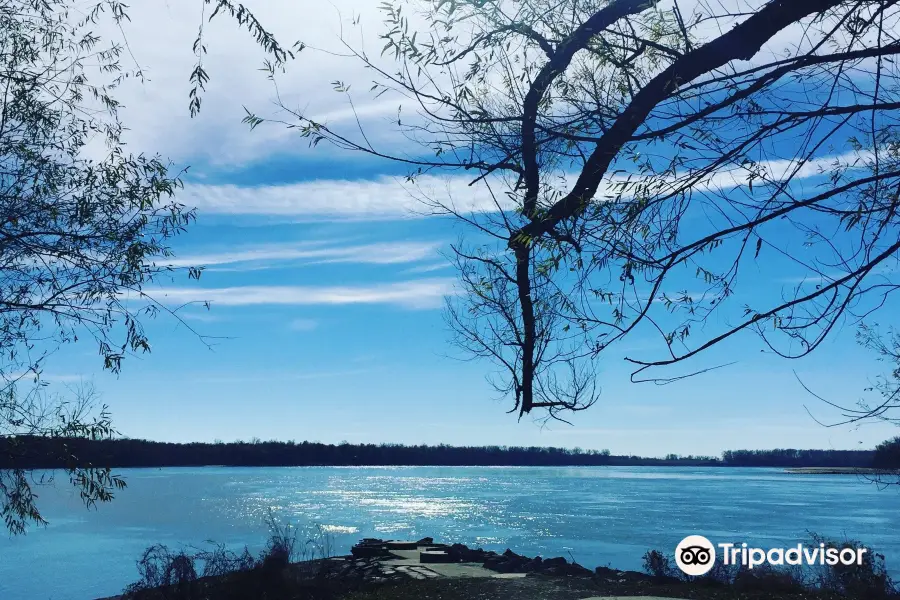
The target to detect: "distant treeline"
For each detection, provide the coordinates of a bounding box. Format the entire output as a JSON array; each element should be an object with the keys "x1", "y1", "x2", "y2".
[
  {"x1": 721, "y1": 448, "x2": 876, "y2": 468},
  {"x1": 0, "y1": 437, "x2": 877, "y2": 469}
]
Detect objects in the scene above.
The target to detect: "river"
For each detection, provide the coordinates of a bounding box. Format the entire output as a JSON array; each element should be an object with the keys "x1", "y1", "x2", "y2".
[{"x1": 1, "y1": 466, "x2": 897, "y2": 599}]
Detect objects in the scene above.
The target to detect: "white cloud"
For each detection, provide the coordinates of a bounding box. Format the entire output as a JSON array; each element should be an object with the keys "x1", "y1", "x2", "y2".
[
  {"x1": 698, "y1": 150, "x2": 870, "y2": 192},
  {"x1": 166, "y1": 240, "x2": 442, "y2": 269},
  {"x1": 180, "y1": 148, "x2": 852, "y2": 219},
  {"x1": 102, "y1": 0, "x2": 414, "y2": 165},
  {"x1": 149, "y1": 279, "x2": 455, "y2": 309},
  {"x1": 96, "y1": 0, "x2": 883, "y2": 174},
  {"x1": 176, "y1": 311, "x2": 224, "y2": 323},
  {"x1": 404, "y1": 261, "x2": 453, "y2": 274},
  {"x1": 288, "y1": 318, "x2": 319, "y2": 331},
  {"x1": 181, "y1": 174, "x2": 510, "y2": 218}
]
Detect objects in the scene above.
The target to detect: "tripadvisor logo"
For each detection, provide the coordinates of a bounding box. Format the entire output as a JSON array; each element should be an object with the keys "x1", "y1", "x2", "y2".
[
  {"x1": 675, "y1": 535, "x2": 869, "y2": 576},
  {"x1": 675, "y1": 535, "x2": 716, "y2": 576}
]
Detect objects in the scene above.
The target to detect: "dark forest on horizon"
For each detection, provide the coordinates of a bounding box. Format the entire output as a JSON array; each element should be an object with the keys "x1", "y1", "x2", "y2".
[{"x1": 0, "y1": 436, "x2": 880, "y2": 469}]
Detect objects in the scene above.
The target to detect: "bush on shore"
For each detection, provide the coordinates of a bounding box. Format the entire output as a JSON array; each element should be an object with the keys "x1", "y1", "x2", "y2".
[
  {"x1": 123, "y1": 516, "x2": 335, "y2": 600},
  {"x1": 123, "y1": 527, "x2": 896, "y2": 600}
]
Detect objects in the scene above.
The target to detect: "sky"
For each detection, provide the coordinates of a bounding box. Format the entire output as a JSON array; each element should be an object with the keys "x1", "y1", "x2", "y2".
[{"x1": 35, "y1": 0, "x2": 900, "y2": 457}]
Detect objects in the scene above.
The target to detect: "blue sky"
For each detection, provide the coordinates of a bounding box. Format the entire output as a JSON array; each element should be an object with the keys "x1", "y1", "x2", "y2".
[{"x1": 38, "y1": 0, "x2": 900, "y2": 457}]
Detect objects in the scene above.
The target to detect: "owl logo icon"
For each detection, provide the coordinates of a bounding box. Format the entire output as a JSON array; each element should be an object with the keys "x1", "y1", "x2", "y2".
[{"x1": 675, "y1": 535, "x2": 716, "y2": 576}]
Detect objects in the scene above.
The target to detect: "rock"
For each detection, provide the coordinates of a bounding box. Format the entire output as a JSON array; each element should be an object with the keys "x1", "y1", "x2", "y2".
[
  {"x1": 484, "y1": 554, "x2": 528, "y2": 573},
  {"x1": 538, "y1": 557, "x2": 570, "y2": 576},
  {"x1": 351, "y1": 543, "x2": 391, "y2": 558},
  {"x1": 416, "y1": 537, "x2": 434, "y2": 545},
  {"x1": 524, "y1": 557, "x2": 543, "y2": 572},
  {"x1": 482, "y1": 555, "x2": 507, "y2": 570},
  {"x1": 491, "y1": 559, "x2": 518, "y2": 573},
  {"x1": 564, "y1": 562, "x2": 593, "y2": 577},
  {"x1": 446, "y1": 543, "x2": 489, "y2": 563},
  {"x1": 543, "y1": 556, "x2": 568, "y2": 568},
  {"x1": 387, "y1": 540, "x2": 418, "y2": 550},
  {"x1": 446, "y1": 543, "x2": 467, "y2": 561},
  {"x1": 469, "y1": 549, "x2": 489, "y2": 562}
]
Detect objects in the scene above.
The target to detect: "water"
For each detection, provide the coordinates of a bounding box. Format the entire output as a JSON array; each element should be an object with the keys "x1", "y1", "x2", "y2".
[{"x1": 1, "y1": 466, "x2": 897, "y2": 599}]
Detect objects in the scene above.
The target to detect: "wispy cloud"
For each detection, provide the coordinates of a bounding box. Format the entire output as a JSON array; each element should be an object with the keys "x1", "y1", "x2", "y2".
[
  {"x1": 404, "y1": 261, "x2": 453, "y2": 274},
  {"x1": 166, "y1": 240, "x2": 442, "y2": 270},
  {"x1": 180, "y1": 175, "x2": 511, "y2": 219},
  {"x1": 105, "y1": 0, "x2": 857, "y2": 170},
  {"x1": 697, "y1": 150, "x2": 868, "y2": 192},
  {"x1": 1, "y1": 371, "x2": 89, "y2": 384},
  {"x1": 289, "y1": 318, "x2": 319, "y2": 331},
  {"x1": 181, "y1": 150, "x2": 855, "y2": 220},
  {"x1": 778, "y1": 262, "x2": 895, "y2": 285},
  {"x1": 176, "y1": 311, "x2": 224, "y2": 323},
  {"x1": 43, "y1": 374, "x2": 93, "y2": 383},
  {"x1": 151, "y1": 279, "x2": 454, "y2": 309}
]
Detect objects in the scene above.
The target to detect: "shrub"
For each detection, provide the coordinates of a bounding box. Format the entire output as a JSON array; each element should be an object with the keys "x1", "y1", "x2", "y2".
[
  {"x1": 259, "y1": 513, "x2": 297, "y2": 571},
  {"x1": 732, "y1": 563, "x2": 806, "y2": 594},
  {"x1": 700, "y1": 558, "x2": 735, "y2": 586},
  {"x1": 122, "y1": 517, "x2": 336, "y2": 599},
  {"x1": 642, "y1": 549, "x2": 675, "y2": 579},
  {"x1": 808, "y1": 533, "x2": 897, "y2": 599},
  {"x1": 303, "y1": 524, "x2": 335, "y2": 562},
  {"x1": 194, "y1": 543, "x2": 256, "y2": 578},
  {"x1": 124, "y1": 545, "x2": 199, "y2": 598}
]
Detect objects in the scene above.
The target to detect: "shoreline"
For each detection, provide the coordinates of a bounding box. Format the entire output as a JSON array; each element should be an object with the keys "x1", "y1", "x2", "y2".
[
  {"x1": 33, "y1": 463, "x2": 894, "y2": 471},
  {"x1": 5, "y1": 436, "x2": 878, "y2": 471},
  {"x1": 784, "y1": 467, "x2": 899, "y2": 475},
  {"x1": 110, "y1": 536, "x2": 895, "y2": 600}
]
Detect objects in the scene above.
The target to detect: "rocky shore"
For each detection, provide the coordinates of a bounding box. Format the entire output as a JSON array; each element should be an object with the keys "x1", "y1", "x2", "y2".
[
  {"x1": 320, "y1": 536, "x2": 653, "y2": 583},
  {"x1": 112, "y1": 535, "x2": 897, "y2": 600}
]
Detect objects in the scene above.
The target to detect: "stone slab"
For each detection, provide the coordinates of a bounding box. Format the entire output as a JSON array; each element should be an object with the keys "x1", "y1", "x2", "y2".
[
  {"x1": 420, "y1": 550, "x2": 453, "y2": 563},
  {"x1": 387, "y1": 541, "x2": 419, "y2": 550},
  {"x1": 385, "y1": 549, "x2": 420, "y2": 562}
]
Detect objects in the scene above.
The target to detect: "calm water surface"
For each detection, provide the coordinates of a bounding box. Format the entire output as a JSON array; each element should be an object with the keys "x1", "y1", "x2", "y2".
[{"x1": 1, "y1": 466, "x2": 897, "y2": 599}]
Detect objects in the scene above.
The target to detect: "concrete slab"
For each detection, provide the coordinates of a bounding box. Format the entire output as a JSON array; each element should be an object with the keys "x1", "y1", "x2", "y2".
[
  {"x1": 369, "y1": 543, "x2": 549, "y2": 581},
  {"x1": 403, "y1": 561, "x2": 504, "y2": 578},
  {"x1": 427, "y1": 563, "x2": 497, "y2": 578},
  {"x1": 384, "y1": 549, "x2": 420, "y2": 562},
  {"x1": 387, "y1": 541, "x2": 418, "y2": 550},
  {"x1": 420, "y1": 550, "x2": 452, "y2": 563}
]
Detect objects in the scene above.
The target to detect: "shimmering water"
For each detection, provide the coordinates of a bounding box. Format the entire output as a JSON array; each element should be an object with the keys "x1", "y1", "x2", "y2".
[{"x1": 1, "y1": 466, "x2": 898, "y2": 599}]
